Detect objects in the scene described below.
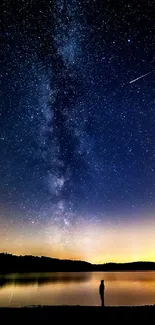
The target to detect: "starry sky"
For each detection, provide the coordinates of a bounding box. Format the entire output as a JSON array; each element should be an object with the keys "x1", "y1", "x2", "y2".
[{"x1": 0, "y1": 0, "x2": 155, "y2": 263}]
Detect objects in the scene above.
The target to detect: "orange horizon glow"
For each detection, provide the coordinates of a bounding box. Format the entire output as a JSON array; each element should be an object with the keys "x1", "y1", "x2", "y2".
[{"x1": 1, "y1": 215, "x2": 155, "y2": 264}]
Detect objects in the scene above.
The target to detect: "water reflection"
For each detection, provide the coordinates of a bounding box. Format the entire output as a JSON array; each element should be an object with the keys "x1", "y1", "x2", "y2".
[
  {"x1": 0, "y1": 271, "x2": 155, "y2": 307},
  {"x1": 0, "y1": 272, "x2": 91, "y2": 288}
]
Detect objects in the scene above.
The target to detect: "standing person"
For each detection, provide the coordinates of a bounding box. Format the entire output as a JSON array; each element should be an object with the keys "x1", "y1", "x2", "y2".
[{"x1": 99, "y1": 280, "x2": 105, "y2": 307}]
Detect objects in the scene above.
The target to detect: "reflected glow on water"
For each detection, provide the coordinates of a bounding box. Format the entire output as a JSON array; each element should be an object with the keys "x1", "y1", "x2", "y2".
[{"x1": 0, "y1": 271, "x2": 155, "y2": 307}]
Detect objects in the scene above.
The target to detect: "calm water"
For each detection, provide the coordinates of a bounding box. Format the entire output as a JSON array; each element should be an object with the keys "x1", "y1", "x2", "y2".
[{"x1": 0, "y1": 271, "x2": 155, "y2": 307}]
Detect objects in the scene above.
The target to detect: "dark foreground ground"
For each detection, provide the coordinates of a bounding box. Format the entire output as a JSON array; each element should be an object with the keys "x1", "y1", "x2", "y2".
[{"x1": 0, "y1": 305, "x2": 155, "y2": 323}]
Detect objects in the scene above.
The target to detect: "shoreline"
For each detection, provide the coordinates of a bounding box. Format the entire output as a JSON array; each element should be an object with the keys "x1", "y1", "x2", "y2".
[
  {"x1": 0, "y1": 305, "x2": 155, "y2": 322},
  {"x1": 0, "y1": 304, "x2": 155, "y2": 308}
]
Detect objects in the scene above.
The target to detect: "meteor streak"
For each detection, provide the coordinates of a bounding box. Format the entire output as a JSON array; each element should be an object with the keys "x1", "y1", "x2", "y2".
[{"x1": 129, "y1": 71, "x2": 154, "y2": 84}]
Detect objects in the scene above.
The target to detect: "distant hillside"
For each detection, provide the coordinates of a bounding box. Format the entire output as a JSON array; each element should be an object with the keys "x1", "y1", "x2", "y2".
[
  {"x1": 93, "y1": 261, "x2": 155, "y2": 271},
  {"x1": 0, "y1": 253, "x2": 155, "y2": 273},
  {"x1": 0, "y1": 253, "x2": 92, "y2": 273}
]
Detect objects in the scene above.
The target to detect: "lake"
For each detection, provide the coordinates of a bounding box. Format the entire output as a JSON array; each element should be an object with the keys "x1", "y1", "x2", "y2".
[{"x1": 0, "y1": 271, "x2": 155, "y2": 307}]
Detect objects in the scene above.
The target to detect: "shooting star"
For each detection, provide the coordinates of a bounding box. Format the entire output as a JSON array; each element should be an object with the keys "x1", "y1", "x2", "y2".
[{"x1": 129, "y1": 70, "x2": 154, "y2": 84}]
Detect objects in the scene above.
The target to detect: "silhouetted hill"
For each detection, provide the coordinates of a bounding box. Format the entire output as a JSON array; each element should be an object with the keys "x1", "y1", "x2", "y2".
[
  {"x1": 93, "y1": 261, "x2": 155, "y2": 271},
  {"x1": 0, "y1": 253, "x2": 92, "y2": 273},
  {"x1": 0, "y1": 253, "x2": 155, "y2": 273}
]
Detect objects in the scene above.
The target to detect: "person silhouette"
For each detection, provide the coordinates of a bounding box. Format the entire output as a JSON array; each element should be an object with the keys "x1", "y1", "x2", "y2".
[{"x1": 99, "y1": 280, "x2": 105, "y2": 307}]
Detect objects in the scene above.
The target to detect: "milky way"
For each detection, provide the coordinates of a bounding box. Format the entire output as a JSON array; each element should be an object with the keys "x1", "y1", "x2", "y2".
[{"x1": 0, "y1": 0, "x2": 155, "y2": 262}]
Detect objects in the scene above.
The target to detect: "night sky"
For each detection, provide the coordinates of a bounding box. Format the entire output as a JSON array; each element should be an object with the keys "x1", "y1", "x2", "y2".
[{"x1": 0, "y1": 0, "x2": 155, "y2": 263}]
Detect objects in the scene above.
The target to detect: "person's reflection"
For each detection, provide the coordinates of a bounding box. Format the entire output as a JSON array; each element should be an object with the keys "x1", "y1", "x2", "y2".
[{"x1": 99, "y1": 280, "x2": 105, "y2": 307}]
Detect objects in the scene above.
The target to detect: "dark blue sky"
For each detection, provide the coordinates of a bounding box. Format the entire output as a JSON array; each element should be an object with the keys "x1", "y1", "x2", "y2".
[{"x1": 0, "y1": 0, "x2": 155, "y2": 261}]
